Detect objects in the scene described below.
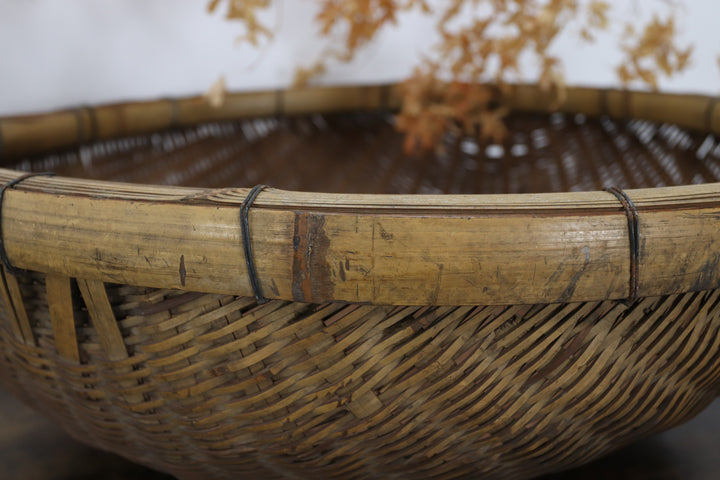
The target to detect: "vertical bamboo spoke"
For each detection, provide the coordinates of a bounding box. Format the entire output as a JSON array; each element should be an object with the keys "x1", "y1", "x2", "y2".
[
  {"x1": 46, "y1": 274, "x2": 80, "y2": 363},
  {"x1": 77, "y1": 278, "x2": 128, "y2": 361},
  {"x1": 78, "y1": 278, "x2": 144, "y2": 404},
  {"x1": 0, "y1": 266, "x2": 34, "y2": 345}
]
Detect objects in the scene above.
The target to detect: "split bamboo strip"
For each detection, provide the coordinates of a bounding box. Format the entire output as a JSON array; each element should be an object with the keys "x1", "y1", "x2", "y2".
[
  {"x1": 77, "y1": 278, "x2": 145, "y2": 405},
  {"x1": 0, "y1": 266, "x2": 34, "y2": 344},
  {"x1": 77, "y1": 279, "x2": 129, "y2": 361},
  {"x1": 45, "y1": 274, "x2": 80, "y2": 362}
]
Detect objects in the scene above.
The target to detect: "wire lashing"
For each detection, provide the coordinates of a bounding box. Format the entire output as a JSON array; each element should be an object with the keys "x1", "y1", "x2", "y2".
[
  {"x1": 0, "y1": 172, "x2": 56, "y2": 276},
  {"x1": 241, "y1": 184, "x2": 268, "y2": 304},
  {"x1": 605, "y1": 186, "x2": 640, "y2": 304}
]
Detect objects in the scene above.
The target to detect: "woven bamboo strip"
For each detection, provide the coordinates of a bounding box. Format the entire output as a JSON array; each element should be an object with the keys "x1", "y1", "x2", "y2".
[
  {"x1": 1, "y1": 84, "x2": 718, "y2": 158},
  {"x1": 1, "y1": 276, "x2": 718, "y2": 479},
  {"x1": 77, "y1": 279, "x2": 128, "y2": 361},
  {"x1": 0, "y1": 283, "x2": 26, "y2": 343},
  {"x1": 45, "y1": 274, "x2": 80, "y2": 362},
  {"x1": 0, "y1": 266, "x2": 35, "y2": 344},
  {"x1": 77, "y1": 278, "x2": 145, "y2": 405}
]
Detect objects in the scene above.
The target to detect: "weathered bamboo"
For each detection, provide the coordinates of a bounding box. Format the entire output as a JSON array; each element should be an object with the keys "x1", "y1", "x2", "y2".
[
  {"x1": 2, "y1": 84, "x2": 718, "y2": 158},
  {"x1": 0, "y1": 265, "x2": 34, "y2": 344},
  {"x1": 1, "y1": 169, "x2": 720, "y2": 306},
  {"x1": 0, "y1": 85, "x2": 720, "y2": 480},
  {"x1": 45, "y1": 274, "x2": 80, "y2": 362}
]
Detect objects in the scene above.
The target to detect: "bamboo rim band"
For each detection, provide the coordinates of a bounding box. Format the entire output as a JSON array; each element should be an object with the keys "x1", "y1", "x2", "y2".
[{"x1": 0, "y1": 172, "x2": 56, "y2": 276}]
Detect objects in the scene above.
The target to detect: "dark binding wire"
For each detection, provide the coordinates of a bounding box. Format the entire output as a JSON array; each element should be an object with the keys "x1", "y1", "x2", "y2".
[
  {"x1": 0, "y1": 172, "x2": 56, "y2": 276},
  {"x1": 241, "y1": 185, "x2": 268, "y2": 304},
  {"x1": 605, "y1": 186, "x2": 640, "y2": 304}
]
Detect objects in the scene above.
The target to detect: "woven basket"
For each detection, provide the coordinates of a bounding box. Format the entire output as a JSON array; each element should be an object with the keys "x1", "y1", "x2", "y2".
[{"x1": 1, "y1": 84, "x2": 720, "y2": 480}]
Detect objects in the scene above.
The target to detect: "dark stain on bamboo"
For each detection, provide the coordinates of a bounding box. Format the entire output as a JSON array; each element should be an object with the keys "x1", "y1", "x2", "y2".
[
  {"x1": 179, "y1": 254, "x2": 186, "y2": 287},
  {"x1": 693, "y1": 255, "x2": 720, "y2": 292},
  {"x1": 378, "y1": 223, "x2": 394, "y2": 241},
  {"x1": 269, "y1": 278, "x2": 280, "y2": 296},
  {"x1": 292, "y1": 213, "x2": 332, "y2": 302},
  {"x1": 550, "y1": 245, "x2": 592, "y2": 303},
  {"x1": 338, "y1": 261, "x2": 346, "y2": 282}
]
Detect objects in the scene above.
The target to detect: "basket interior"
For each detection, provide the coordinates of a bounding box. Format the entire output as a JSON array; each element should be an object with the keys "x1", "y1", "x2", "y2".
[{"x1": 7, "y1": 111, "x2": 720, "y2": 193}]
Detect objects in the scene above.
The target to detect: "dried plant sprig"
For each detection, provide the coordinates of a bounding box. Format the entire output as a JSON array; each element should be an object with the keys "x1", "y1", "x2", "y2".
[
  {"x1": 617, "y1": 15, "x2": 693, "y2": 90},
  {"x1": 292, "y1": 0, "x2": 432, "y2": 87},
  {"x1": 205, "y1": 75, "x2": 227, "y2": 108},
  {"x1": 293, "y1": 61, "x2": 327, "y2": 88},
  {"x1": 579, "y1": 0, "x2": 610, "y2": 41},
  {"x1": 208, "y1": 0, "x2": 274, "y2": 46},
  {"x1": 398, "y1": 0, "x2": 595, "y2": 152},
  {"x1": 211, "y1": 0, "x2": 696, "y2": 153},
  {"x1": 316, "y1": 0, "x2": 397, "y2": 58},
  {"x1": 394, "y1": 65, "x2": 451, "y2": 153},
  {"x1": 395, "y1": 65, "x2": 507, "y2": 153},
  {"x1": 397, "y1": 0, "x2": 692, "y2": 152}
]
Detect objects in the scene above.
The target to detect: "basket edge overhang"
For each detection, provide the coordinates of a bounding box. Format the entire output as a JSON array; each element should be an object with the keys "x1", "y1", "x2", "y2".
[
  {"x1": 1, "y1": 83, "x2": 719, "y2": 306},
  {"x1": 1, "y1": 168, "x2": 719, "y2": 307}
]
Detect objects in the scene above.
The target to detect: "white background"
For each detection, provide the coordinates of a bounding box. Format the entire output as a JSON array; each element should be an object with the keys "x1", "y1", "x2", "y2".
[{"x1": 0, "y1": 0, "x2": 717, "y2": 115}]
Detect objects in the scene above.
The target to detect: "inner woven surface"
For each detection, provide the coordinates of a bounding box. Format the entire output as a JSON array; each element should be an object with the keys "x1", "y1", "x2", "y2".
[{"x1": 8, "y1": 111, "x2": 720, "y2": 193}]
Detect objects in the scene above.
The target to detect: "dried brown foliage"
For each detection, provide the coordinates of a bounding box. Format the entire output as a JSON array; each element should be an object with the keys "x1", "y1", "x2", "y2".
[
  {"x1": 617, "y1": 15, "x2": 692, "y2": 90},
  {"x1": 208, "y1": 0, "x2": 273, "y2": 46},
  {"x1": 205, "y1": 75, "x2": 227, "y2": 108},
  {"x1": 316, "y1": 1, "x2": 414, "y2": 59},
  {"x1": 211, "y1": 0, "x2": 696, "y2": 153},
  {"x1": 395, "y1": 66, "x2": 507, "y2": 153},
  {"x1": 294, "y1": 62, "x2": 327, "y2": 89},
  {"x1": 294, "y1": 1, "x2": 431, "y2": 86},
  {"x1": 397, "y1": 0, "x2": 602, "y2": 152}
]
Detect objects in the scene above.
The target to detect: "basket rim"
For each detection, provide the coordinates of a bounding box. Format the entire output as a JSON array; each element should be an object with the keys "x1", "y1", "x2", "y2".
[
  {"x1": 0, "y1": 83, "x2": 719, "y2": 306},
  {"x1": 0, "y1": 170, "x2": 719, "y2": 306},
  {"x1": 1, "y1": 82, "x2": 719, "y2": 158}
]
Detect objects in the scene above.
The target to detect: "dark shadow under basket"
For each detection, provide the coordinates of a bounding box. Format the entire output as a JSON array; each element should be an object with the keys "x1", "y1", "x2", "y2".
[{"x1": 0, "y1": 84, "x2": 720, "y2": 480}]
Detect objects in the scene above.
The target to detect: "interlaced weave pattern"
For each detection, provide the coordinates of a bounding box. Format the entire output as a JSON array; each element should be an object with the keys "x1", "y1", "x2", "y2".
[
  {"x1": 12, "y1": 112, "x2": 720, "y2": 194},
  {"x1": 1, "y1": 111, "x2": 720, "y2": 480}
]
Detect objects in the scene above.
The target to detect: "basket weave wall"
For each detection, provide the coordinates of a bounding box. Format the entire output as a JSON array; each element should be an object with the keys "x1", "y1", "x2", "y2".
[{"x1": 0, "y1": 84, "x2": 719, "y2": 479}]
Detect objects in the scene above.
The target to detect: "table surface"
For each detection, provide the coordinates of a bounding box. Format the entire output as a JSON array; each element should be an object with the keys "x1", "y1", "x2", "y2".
[{"x1": 1, "y1": 387, "x2": 717, "y2": 480}]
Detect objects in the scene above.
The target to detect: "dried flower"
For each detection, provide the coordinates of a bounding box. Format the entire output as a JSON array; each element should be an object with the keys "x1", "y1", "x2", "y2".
[
  {"x1": 208, "y1": 0, "x2": 273, "y2": 46},
  {"x1": 205, "y1": 75, "x2": 227, "y2": 108},
  {"x1": 617, "y1": 15, "x2": 693, "y2": 90},
  {"x1": 293, "y1": 62, "x2": 326, "y2": 88},
  {"x1": 212, "y1": 0, "x2": 697, "y2": 152}
]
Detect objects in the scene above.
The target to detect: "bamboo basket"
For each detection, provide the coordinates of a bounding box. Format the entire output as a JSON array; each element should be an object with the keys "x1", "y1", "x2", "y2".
[{"x1": 0, "y1": 83, "x2": 720, "y2": 480}]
